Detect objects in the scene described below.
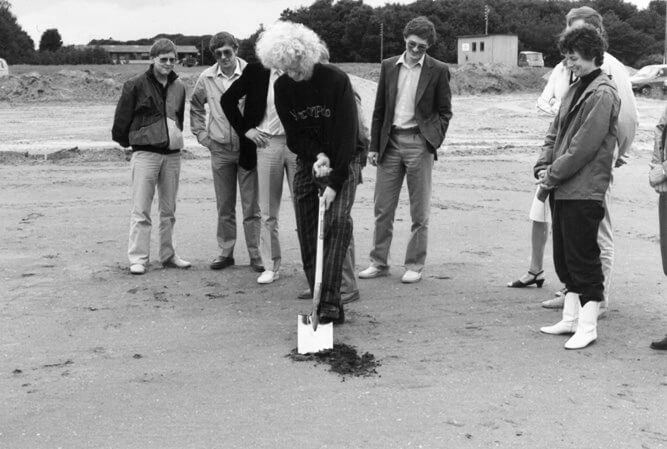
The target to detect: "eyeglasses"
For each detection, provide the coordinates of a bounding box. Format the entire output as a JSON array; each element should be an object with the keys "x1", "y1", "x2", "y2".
[
  {"x1": 407, "y1": 40, "x2": 428, "y2": 52},
  {"x1": 157, "y1": 57, "x2": 177, "y2": 64},
  {"x1": 215, "y1": 49, "x2": 234, "y2": 59}
]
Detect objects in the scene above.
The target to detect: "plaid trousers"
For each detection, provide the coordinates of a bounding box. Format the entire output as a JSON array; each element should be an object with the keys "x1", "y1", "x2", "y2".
[{"x1": 293, "y1": 157, "x2": 361, "y2": 308}]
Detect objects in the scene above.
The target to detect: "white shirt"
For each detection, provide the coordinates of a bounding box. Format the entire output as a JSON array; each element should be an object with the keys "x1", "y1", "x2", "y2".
[
  {"x1": 217, "y1": 60, "x2": 242, "y2": 91},
  {"x1": 257, "y1": 69, "x2": 285, "y2": 136},
  {"x1": 392, "y1": 53, "x2": 424, "y2": 129}
]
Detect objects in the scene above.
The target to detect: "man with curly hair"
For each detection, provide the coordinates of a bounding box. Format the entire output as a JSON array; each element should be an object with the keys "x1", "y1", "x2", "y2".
[{"x1": 259, "y1": 21, "x2": 360, "y2": 324}]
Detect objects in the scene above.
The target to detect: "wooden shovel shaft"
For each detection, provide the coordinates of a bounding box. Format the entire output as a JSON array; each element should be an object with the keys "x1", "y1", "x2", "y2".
[{"x1": 311, "y1": 194, "x2": 326, "y2": 330}]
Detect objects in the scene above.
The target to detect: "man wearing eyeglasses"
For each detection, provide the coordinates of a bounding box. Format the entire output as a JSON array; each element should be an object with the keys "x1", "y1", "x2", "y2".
[
  {"x1": 190, "y1": 32, "x2": 262, "y2": 273},
  {"x1": 359, "y1": 16, "x2": 452, "y2": 284},
  {"x1": 112, "y1": 38, "x2": 190, "y2": 275}
]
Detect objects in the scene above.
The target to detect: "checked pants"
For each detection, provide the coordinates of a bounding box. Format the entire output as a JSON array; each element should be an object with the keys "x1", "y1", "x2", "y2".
[{"x1": 293, "y1": 157, "x2": 360, "y2": 308}]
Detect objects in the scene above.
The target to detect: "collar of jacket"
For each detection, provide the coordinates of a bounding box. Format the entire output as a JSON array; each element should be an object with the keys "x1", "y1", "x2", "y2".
[
  {"x1": 145, "y1": 64, "x2": 179, "y2": 86},
  {"x1": 561, "y1": 70, "x2": 616, "y2": 118},
  {"x1": 204, "y1": 57, "x2": 247, "y2": 78}
]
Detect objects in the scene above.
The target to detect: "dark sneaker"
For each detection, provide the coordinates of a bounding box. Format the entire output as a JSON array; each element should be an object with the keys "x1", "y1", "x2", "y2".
[{"x1": 210, "y1": 256, "x2": 234, "y2": 270}]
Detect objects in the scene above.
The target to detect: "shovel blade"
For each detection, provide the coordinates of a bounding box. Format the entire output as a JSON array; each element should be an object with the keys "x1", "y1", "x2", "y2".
[{"x1": 297, "y1": 314, "x2": 333, "y2": 354}]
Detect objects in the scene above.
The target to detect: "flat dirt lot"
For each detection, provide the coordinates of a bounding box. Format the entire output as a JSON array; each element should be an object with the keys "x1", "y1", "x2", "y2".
[{"x1": 1, "y1": 80, "x2": 666, "y2": 448}]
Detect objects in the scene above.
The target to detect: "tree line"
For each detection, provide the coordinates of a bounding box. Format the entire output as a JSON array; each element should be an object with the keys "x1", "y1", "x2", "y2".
[{"x1": 2, "y1": 0, "x2": 666, "y2": 68}]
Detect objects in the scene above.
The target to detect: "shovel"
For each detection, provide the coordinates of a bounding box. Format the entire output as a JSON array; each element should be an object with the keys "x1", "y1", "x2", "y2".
[{"x1": 296, "y1": 192, "x2": 333, "y2": 354}]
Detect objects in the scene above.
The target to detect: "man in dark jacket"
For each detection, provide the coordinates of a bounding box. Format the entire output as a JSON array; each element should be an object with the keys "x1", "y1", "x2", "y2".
[
  {"x1": 221, "y1": 62, "x2": 297, "y2": 285},
  {"x1": 112, "y1": 38, "x2": 190, "y2": 275},
  {"x1": 359, "y1": 16, "x2": 452, "y2": 284}
]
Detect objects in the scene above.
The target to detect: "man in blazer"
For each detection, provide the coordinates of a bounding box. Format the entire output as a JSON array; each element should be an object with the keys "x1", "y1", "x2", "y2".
[
  {"x1": 221, "y1": 62, "x2": 297, "y2": 284},
  {"x1": 359, "y1": 16, "x2": 452, "y2": 284}
]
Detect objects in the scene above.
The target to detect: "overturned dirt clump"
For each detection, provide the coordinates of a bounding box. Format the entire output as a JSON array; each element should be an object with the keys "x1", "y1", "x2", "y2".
[{"x1": 288, "y1": 343, "x2": 380, "y2": 379}]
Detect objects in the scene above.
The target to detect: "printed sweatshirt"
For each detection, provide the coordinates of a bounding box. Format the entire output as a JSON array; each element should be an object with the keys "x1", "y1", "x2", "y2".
[{"x1": 274, "y1": 63, "x2": 358, "y2": 192}]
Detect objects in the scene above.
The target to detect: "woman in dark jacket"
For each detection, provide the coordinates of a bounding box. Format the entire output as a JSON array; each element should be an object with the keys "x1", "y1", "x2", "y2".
[{"x1": 534, "y1": 25, "x2": 620, "y2": 350}]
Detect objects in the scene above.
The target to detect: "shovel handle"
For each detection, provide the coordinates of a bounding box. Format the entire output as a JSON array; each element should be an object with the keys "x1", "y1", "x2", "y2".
[{"x1": 311, "y1": 194, "x2": 326, "y2": 330}]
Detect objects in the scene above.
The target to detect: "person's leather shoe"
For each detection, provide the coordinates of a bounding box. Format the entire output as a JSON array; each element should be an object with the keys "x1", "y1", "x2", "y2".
[
  {"x1": 359, "y1": 266, "x2": 389, "y2": 279},
  {"x1": 401, "y1": 270, "x2": 422, "y2": 284},
  {"x1": 163, "y1": 256, "x2": 191, "y2": 269},
  {"x1": 319, "y1": 304, "x2": 344, "y2": 325},
  {"x1": 250, "y1": 258, "x2": 264, "y2": 273},
  {"x1": 297, "y1": 288, "x2": 312, "y2": 300},
  {"x1": 210, "y1": 256, "x2": 234, "y2": 270},
  {"x1": 341, "y1": 290, "x2": 360, "y2": 304},
  {"x1": 650, "y1": 335, "x2": 667, "y2": 350},
  {"x1": 130, "y1": 264, "x2": 146, "y2": 275}
]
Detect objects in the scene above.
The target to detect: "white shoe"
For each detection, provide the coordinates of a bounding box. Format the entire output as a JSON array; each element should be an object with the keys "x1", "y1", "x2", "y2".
[
  {"x1": 257, "y1": 270, "x2": 279, "y2": 284},
  {"x1": 163, "y1": 256, "x2": 191, "y2": 269},
  {"x1": 540, "y1": 292, "x2": 579, "y2": 334},
  {"x1": 130, "y1": 264, "x2": 146, "y2": 275},
  {"x1": 565, "y1": 301, "x2": 599, "y2": 349},
  {"x1": 359, "y1": 266, "x2": 388, "y2": 279},
  {"x1": 401, "y1": 270, "x2": 422, "y2": 284},
  {"x1": 541, "y1": 296, "x2": 565, "y2": 309}
]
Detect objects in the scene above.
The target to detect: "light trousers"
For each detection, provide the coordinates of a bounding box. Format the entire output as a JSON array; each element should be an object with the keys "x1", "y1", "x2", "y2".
[
  {"x1": 369, "y1": 133, "x2": 434, "y2": 272},
  {"x1": 128, "y1": 151, "x2": 181, "y2": 265},
  {"x1": 209, "y1": 141, "x2": 261, "y2": 260},
  {"x1": 256, "y1": 136, "x2": 297, "y2": 271}
]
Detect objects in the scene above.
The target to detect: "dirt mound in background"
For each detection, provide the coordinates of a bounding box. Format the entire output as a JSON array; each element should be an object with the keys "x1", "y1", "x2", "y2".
[
  {"x1": 0, "y1": 69, "x2": 200, "y2": 103},
  {"x1": 0, "y1": 63, "x2": 548, "y2": 103},
  {"x1": 450, "y1": 63, "x2": 549, "y2": 95}
]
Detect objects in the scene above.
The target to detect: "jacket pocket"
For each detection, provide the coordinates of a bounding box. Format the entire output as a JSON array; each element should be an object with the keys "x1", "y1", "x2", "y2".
[
  {"x1": 167, "y1": 118, "x2": 184, "y2": 150},
  {"x1": 129, "y1": 117, "x2": 168, "y2": 148}
]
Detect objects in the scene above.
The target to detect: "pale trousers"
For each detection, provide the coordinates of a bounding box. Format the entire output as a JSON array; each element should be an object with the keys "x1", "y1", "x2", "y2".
[
  {"x1": 598, "y1": 179, "x2": 614, "y2": 304},
  {"x1": 128, "y1": 151, "x2": 181, "y2": 265},
  {"x1": 341, "y1": 234, "x2": 358, "y2": 294},
  {"x1": 256, "y1": 136, "x2": 297, "y2": 271},
  {"x1": 209, "y1": 141, "x2": 261, "y2": 260},
  {"x1": 370, "y1": 133, "x2": 434, "y2": 272}
]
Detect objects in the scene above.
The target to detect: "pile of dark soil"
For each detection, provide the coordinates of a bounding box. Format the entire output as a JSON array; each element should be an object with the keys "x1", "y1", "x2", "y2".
[{"x1": 288, "y1": 343, "x2": 380, "y2": 379}]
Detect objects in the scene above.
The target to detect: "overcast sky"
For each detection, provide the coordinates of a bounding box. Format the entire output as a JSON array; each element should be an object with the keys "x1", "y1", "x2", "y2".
[{"x1": 9, "y1": 0, "x2": 654, "y2": 47}]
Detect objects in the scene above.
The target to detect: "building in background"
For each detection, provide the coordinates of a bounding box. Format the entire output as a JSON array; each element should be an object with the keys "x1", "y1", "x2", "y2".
[
  {"x1": 98, "y1": 45, "x2": 199, "y2": 64},
  {"x1": 457, "y1": 34, "x2": 518, "y2": 66}
]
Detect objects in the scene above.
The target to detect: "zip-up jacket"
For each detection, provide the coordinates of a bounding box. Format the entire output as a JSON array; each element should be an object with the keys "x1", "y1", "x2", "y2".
[
  {"x1": 534, "y1": 71, "x2": 620, "y2": 201},
  {"x1": 190, "y1": 59, "x2": 247, "y2": 149},
  {"x1": 112, "y1": 65, "x2": 186, "y2": 153}
]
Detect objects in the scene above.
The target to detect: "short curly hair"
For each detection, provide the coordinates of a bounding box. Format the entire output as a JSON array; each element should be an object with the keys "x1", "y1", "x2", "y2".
[
  {"x1": 558, "y1": 24, "x2": 606, "y2": 67},
  {"x1": 209, "y1": 32, "x2": 238, "y2": 52},
  {"x1": 255, "y1": 21, "x2": 323, "y2": 73},
  {"x1": 403, "y1": 16, "x2": 437, "y2": 46}
]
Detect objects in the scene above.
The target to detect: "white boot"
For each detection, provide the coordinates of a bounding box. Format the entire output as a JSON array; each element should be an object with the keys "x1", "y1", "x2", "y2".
[
  {"x1": 540, "y1": 292, "x2": 579, "y2": 334},
  {"x1": 564, "y1": 300, "x2": 599, "y2": 349}
]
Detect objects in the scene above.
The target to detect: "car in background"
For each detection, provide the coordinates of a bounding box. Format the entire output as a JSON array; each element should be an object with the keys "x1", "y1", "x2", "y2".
[
  {"x1": 0, "y1": 58, "x2": 8, "y2": 77},
  {"x1": 518, "y1": 51, "x2": 544, "y2": 68},
  {"x1": 179, "y1": 56, "x2": 198, "y2": 67},
  {"x1": 630, "y1": 64, "x2": 667, "y2": 95}
]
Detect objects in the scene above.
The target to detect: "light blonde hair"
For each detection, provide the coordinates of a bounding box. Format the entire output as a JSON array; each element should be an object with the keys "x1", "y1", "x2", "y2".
[{"x1": 256, "y1": 21, "x2": 323, "y2": 73}]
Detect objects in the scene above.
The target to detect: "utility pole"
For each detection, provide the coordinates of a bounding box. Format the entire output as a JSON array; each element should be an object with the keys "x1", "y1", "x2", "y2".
[
  {"x1": 380, "y1": 22, "x2": 384, "y2": 62},
  {"x1": 484, "y1": 5, "x2": 490, "y2": 35}
]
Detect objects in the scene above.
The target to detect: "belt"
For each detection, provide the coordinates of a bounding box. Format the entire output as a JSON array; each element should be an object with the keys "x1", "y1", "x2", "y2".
[{"x1": 391, "y1": 126, "x2": 420, "y2": 135}]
